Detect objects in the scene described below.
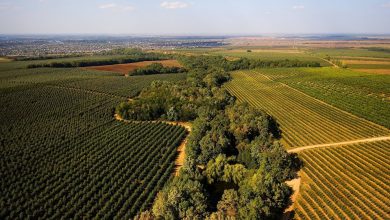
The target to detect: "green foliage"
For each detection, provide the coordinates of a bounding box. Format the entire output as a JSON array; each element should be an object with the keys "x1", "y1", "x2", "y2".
[
  {"x1": 116, "y1": 59, "x2": 235, "y2": 121},
  {"x1": 0, "y1": 61, "x2": 188, "y2": 219},
  {"x1": 211, "y1": 49, "x2": 328, "y2": 66},
  {"x1": 237, "y1": 168, "x2": 292, "y2": 220},
  {"x1": 0, "y1": 83, "x2": 187, "y2": 219},
  {"x1": 152, "y1": 175, "x2": 208, "y2": 220},
  {"x1": 120, "y1": 55, "x2": 302, "y2": 219},
  {"x1": 130, "y1": 63, "x2": 187, "y2": 76},
  {"x1": 180, "y1": 55, "x2": 321, "y2": 72}
]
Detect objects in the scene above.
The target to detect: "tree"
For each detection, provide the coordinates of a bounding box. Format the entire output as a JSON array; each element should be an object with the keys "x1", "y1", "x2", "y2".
[
  {"x1": 217, "y1": 189, "x2": 239, "y2": 217},
  {"x1": 152, "y1": 175, "x2": 208, "y2": 220}
]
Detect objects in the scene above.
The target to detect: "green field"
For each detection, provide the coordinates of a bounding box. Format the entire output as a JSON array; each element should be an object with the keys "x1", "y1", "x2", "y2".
[
  {"x1": 295, "y1": 140, "x2": 390, "y2": 220},
  {"x1": 309, "y1": 48, "x2": 390, "y2": 59},
  {"x1": 0, "y1": 67, "x2": 186, "y2": 98},
  {"x1": 258, "y1": 67, "x2": 390, "y2": 128},
  {"x1": 225, "y1": 70, "x2": 390, "y2": 148},
  {"x1": 0, "y1": 60, "x2": 187, "y2": 219},
  {"x1": 212, "y1": 49, "x2": 331, "y2": 66}
]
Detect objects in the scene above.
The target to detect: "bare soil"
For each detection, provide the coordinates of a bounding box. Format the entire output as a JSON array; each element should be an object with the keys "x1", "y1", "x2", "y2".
[
  {"x1": 342, "y1": 59, "x2": 390, "y2": 65},
  {"x1": 84, "y1": 60, "x2": 182, "y2": 76},
  {"x1": 356, "y1": 69, "x2": 390, "y2": 75}
]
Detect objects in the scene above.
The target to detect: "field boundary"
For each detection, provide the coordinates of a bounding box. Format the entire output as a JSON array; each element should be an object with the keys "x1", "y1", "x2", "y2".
[{"x1": 288, "y1": 135, "x2": 390, "y2": 153}]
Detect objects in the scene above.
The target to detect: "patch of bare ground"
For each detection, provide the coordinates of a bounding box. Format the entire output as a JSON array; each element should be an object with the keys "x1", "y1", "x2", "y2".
[
  {"x1": 342, "y1": 59, "x2": 390, "y2": 65},
  {"x1": 338, "y1": 56, "x2": 390, "y2": 61},
  {"x1": 84, "y1": 60, "x2": 182, "y2": 76},
  {"x1": 282, "y1": 173, "x2": 302, "y2": 220},
  {"x1": 355, "y1": 69, "x2": 390, "y2": 75}
]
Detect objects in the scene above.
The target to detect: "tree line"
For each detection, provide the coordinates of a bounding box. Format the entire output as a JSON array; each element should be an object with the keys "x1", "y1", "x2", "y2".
[
  {"x1": 116, "y1": 55, "x2": 302, "y2": 219},
  {"x1": 129, "y1": 63, "x2": 187, "y2": 76}
]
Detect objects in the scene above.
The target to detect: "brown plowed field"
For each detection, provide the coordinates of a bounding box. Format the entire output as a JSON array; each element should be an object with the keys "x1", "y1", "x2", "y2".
[{"x1": 84, "y1": 59, "x2": 182, "y2": 76}]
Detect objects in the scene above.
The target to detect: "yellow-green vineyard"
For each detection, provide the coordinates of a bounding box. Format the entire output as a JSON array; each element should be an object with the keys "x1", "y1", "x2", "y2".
[
  {"x1": 225, "y1": 69, "x2": 390, "y2": 219},
  {"x1": 295, "y1": 140, "x2": 390, "y2": 220},
  {"x1": 224, "y1": 71, "x2": 390, "y2": 148}
]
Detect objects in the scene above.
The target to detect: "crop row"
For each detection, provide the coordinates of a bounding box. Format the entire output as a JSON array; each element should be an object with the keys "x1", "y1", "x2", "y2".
[
  {"x1": 225, "y1": 71, "x2": 390, "y2": 147},
  {"x1": 62, "y1": 73, "x2": 187, "y2": 98},
  {"x1": 294, "y1": 140, "x2": 390, "y2": 219},
  {"x1": 259, "y1": 67, "x2": 390, "y2": 129},
  {"x1": 0, "y1": 121, "x2": 186, "y2": 219}
]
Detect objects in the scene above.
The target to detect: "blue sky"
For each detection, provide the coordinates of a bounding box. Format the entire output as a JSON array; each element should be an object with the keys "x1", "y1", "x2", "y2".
[{"x1": 0, "y1": 0, "x2": 389, "y2": 35}]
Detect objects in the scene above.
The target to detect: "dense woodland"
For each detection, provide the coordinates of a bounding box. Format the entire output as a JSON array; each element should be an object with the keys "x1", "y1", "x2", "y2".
[
  {"x1": 130, "y1": 63, "x2": 187, "y2": 76},
  {"x1": 117, "y1": 55, "x2": 302, "y2": 219}
]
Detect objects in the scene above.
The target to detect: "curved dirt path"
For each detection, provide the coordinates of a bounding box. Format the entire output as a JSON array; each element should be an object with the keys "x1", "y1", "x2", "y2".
[
  {"x1": 163, "y1": 122, "x2": 192, "y2": 176},
  {"x1": 320, "y1": 57, "x2": 340, "y2": 68},
  {"x1": 282, "y1": 175, "x2": 302, "y2": 220},
  {"x1": 288, "y1": 135, "x2": 390, "y2": 153},
  {"x1": 283, "y1": 135, "x2": 390, "y2": 219}
]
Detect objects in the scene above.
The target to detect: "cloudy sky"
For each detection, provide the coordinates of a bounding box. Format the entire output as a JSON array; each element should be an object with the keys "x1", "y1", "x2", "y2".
[{"x1": 0, "y1": 0, "x2": 389, "y2": 35}]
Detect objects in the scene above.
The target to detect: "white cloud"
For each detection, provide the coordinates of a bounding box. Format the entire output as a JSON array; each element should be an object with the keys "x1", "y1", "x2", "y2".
[
  {"x1": 99, "y1": 3, "x2": 117, "y2": 9},
  {"x1": 292, "y1": 5, "x2": 305, "y2": 10},
  {"x1": 98, "y1": 3, "x2": 135, "y2": 11},
  {"x1": 161, "y1": 1, "x2": 189, "y2": 9},
  {"x1": 382, "y1": 2, "x2": 390, "y2": 8},
  {"x1": 122, "y1": 6, "x2": 135, "y2": 11}
]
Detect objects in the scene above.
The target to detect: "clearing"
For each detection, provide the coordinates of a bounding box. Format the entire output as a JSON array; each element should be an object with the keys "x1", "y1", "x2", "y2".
[{"x1": 84, "y1": 59, "x2": 182, "y2": 76}]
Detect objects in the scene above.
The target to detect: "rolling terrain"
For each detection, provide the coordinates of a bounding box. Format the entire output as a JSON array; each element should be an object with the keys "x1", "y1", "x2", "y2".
[
  {"x1": 225, "y1": 70, "x2": 390, "y2": 148},
  {"x1": 0, "y1": 61, "x2": 187, "y2": 219},
  {"x1": 225, "y1": 67, "x2": 390, "y2": 219}
]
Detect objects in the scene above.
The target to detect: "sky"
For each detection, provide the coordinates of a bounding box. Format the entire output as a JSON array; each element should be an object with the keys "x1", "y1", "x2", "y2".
[{"x1": 0, "y1": 0, "x2": 390, "y2": 35}]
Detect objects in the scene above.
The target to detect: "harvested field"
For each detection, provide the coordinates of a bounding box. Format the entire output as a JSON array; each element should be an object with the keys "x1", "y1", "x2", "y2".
[
  {"x1": 356, "y1": 69, "x2": 390, "y2": 75},
  {"x1": 84, "y1": 60, "x2": 182, "y2": 76},
  {"x1": 342, "y1": 59, "x2": 390, "y2": 65},
  {"x1": 0, "y1": 57, "x2": 11, "y2": 63}
]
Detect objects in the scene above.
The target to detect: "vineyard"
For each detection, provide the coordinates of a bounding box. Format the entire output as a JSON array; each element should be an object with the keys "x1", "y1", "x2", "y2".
[
  {"x1": 1, "y1": 121, "x2": 186, "y2": 219},
  {"x1": 294, "y1": 140, "x2": 390, "y2": 219},
  {"x1": 0, "y1": 67, "x2": 186, "y2": 98},
  {"x1": 211, "y1": 49, "x2": 331, "y2": 66},
  {"x1": 224, "y1": 70, "x2": 390, "y2": 148},
  {"x1": 0, "y1": 61, "x2": 188, "y2": 219},
  {"x1": 259, "y1": 67, "x2": 390, "y2": 128}
]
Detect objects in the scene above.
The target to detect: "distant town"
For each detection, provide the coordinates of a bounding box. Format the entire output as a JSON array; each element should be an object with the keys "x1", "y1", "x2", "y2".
[{"x1": 0, "y1": 35, "x2": 227, "y2": 57}]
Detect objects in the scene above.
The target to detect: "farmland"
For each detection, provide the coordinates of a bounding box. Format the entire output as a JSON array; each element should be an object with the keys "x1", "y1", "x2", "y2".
[
  {"x1": 224, "y1": 70, "x2": 390, "y2": 148},
  {"x1": 258, "y1": 67, "x2": 390, "y2": 128},
  {"x1": 308, "y1": 48, "x2": 390, "y2": 74},
  {"x1": 295, "y1": 140, "x2": 390, "y2": 220},
  {"x1": 84, "y1": 59, "x2": 182, "y2": 76},
  {"x1": 1, "y1": 41, "x2": 390, "y2": 219},
  {"x1": 213, "y1": 49, "x2": 330, "y2": 66},
  {"x1": 224, "y1": 65, "x2": 390, "y2": 220},
  {"x1": 0, "y1": 59, "x2": 188, "y2": 219}
]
